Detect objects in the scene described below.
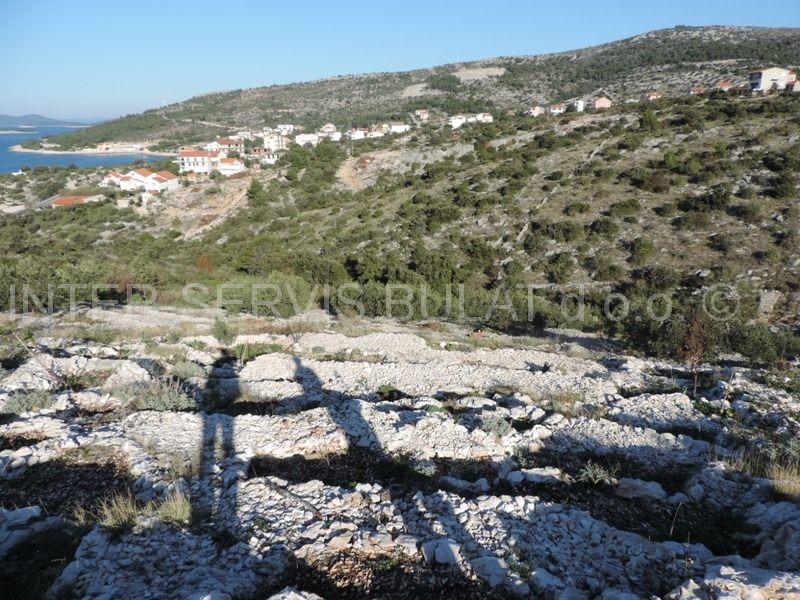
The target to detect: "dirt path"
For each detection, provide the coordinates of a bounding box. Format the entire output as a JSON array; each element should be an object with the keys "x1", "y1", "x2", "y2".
[
  {"x1": 181, "y1": 184, "x2": 249, "y2": 239},
  {"x1": 336, "y1": 158, "x2": 364, "y2": 191}
]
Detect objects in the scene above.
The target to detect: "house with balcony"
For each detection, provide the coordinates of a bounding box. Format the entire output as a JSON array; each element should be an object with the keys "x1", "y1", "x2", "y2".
[
  {"x1": 749, "y1": 67, "x2": 797, "y2": 92},
  {"x1": 177, "y1": 148, "x2": 224, "y2": 174}
]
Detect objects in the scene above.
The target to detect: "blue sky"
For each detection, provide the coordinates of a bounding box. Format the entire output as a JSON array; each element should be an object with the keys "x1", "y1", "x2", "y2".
[{"x1": 1, "y1": 0, "x2": 798, "y2": 120}]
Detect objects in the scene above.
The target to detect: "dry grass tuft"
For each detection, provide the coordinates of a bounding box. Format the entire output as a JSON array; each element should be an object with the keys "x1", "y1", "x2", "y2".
[
  {"x1": 156, "y1": 489, "x2": 193, "y2": 525},
  {"x1": 87, "y1": 488, "x2": 193, "y2": 530},
  {"x1": 97, "y1": 491, "x2": 140, "y2": 531},
  {"x1": 767, "y1": 462, "x2": 800, "y2": 502}
]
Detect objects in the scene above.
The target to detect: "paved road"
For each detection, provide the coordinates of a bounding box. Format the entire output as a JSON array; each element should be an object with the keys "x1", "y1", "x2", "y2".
[{"x1": 31, "y1": 194, "x2": 60, "y2": 209}]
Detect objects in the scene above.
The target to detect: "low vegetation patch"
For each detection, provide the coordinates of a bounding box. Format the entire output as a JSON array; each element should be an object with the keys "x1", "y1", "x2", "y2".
[
  {"x1": 1, "y1": 390, "x2": 57, "y2": 415},
  {"x1": 115, "y1": 379, "x2": 195, "y2": 411}
]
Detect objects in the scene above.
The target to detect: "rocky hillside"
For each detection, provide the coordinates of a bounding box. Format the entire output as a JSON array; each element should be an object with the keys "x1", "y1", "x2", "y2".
[
  {"x1": 0, "y1": 307, "x2": 799, "y2": 598},
  {"x1": 49, "y1": 26, "x2": 800, "y2": 149}
]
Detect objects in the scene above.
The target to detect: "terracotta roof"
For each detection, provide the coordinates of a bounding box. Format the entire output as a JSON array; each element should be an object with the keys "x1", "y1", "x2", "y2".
[
  {"x1": 53, "y1": 196, "x2": 85, "y2": 206},
  {"x1": 156, "y1": 170, "x2": 177, "y2": 180},
  {"x1": 133, "y1": 168, "x2": 153, "y2": 177},
  {"x1": 179, "y1": 150, "x2": 218, "y2": 157},
  {"x1": 220, "y1": 158, "x2": 242, "y2": 164},
  {"x1": 217, "y1": 138, "x2": 240, "y2": 145}
]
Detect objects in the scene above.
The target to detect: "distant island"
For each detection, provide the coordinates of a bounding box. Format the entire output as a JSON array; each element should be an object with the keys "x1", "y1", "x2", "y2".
[{"x1": 0, "y1": 113, "x2": 90, "y2": 128}]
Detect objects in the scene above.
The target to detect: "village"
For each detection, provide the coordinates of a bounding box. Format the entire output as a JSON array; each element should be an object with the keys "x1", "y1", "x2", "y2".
[{"x1": 55, "y1": 65, "x2": 798, "y2": 210}]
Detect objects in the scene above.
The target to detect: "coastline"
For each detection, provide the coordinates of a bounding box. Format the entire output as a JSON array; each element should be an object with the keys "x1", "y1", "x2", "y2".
[{"x1": 10, "y1": 144, "x2": 176, "y2": 157}]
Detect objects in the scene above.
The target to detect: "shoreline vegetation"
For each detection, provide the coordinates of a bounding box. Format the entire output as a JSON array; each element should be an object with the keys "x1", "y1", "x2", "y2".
[{"x1": 10, "y1": 143, "x2": 176, "y2": 157}]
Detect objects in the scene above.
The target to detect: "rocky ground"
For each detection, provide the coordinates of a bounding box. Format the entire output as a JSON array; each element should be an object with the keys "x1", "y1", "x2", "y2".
[{"x1": 1, "y1": 307, "x2": 799, "y2": 599}]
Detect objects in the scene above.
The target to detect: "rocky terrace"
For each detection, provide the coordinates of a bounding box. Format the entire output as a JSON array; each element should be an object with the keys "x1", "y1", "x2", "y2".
[{"x1": 0, "y1": 308, "x2": 799, "y2": 599}]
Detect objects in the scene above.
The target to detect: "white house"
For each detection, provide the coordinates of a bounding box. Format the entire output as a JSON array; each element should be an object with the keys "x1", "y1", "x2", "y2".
[
  {"x1": 261, "y1": 153, "x2": 281, "y2": 165},
  {"x1": 129, "y1": 168, "x2": 156, "y2": 189},
  {"x1": 642, "y1": 90, "x2": 664, "y2": 102},
  {"x1": 346, "y1": 128, "x2": 367, "y2": 140},
  {"x1": 474, "y1": 112, "x2": 493, "y2": 123},
  {"x1": 525, "y1": 106, "x2": 546, "y2": 117},
  {"x1": 218, "y1": 157, "x2": 246, "y2": 177},
  {"x1": 101, "y1": 171, "x2": 126, "y2": 187},
  {"x1": 236, "y1": 130, "x2": 257, "y2": 141},
  {"x1": 148, "y1": 171, "x2": 180, "y2": 192},
  {"x1": 177, "y1": 148, "x2": 224, "y2": 174},
  {"x1": 749, "y1": 67, "x2": 797, "y2": 92},
  {"x1": 102, "y1": 168, "x2": 179, "y2": 192},
  {"x1": 294, "y1": 133, "x2": 320, "y2": 147},
  {"x1": 328, "y1": 131, "x2": 342, "y2": 142},
  {"x1": 389, "y1": 122, "x2": 411, "y2": 134},
  {"x1": 448, "y1": 114, "x2": 467, "y2": 129},
  {"x1": 319, "y1": 123, "x2": 337, "y2": 134},
  {"x1": 549, "y1": 104, "x2": 566, "y2": 115},
  {"x1": 574, "y1": 99, "x2": 585, "y2": 113},
  {"x1": 276, "y1": 124, "x2": 295, "y2": 136},
  {"x1": 366, "y1": 130, "x2": 385, "y2": 138},
  {"x1": 262, "y1": 130, "x2": 286, "y2": 152},
  {"x1": 217, "y1": 137, "x2": 244, "y2": 154},
  {"x1": 414, "y1": 109, "x2": 430, "y2": 122}
]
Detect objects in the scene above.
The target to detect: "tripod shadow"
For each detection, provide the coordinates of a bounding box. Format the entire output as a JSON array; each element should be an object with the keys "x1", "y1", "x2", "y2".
[
  {"x1": 286, "y1": 356, "x2": 487, "y2": 573},
  {"x1": 198, "y1": 350, "x2": 239, "y2": 521},
  {"x1": 189, "y1": 350, "x2": 508, "y2": 595}
]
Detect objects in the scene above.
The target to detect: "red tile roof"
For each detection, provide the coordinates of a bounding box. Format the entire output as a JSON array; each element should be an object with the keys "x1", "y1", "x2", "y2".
[
  {"x1": 156, "y1": 170, "x2": 177, "y2": 180},
  {"x1": 133, "y1": 168, "x2": 153, "y2": 177},
  {"x1": 53, "y1": 196, "x2": 86, "y2": 206}
]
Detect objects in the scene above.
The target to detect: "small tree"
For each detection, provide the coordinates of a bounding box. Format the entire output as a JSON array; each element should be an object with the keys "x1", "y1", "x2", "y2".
[
  {"x1": 246, "y1": 178, "x2": 267, "y2": 208},
  {"x1": 678, "y1": 312, "x2": 712, "y2": 397},
  {"x1": 640, "y1": 110, "x2": 661, "y2": 132}
]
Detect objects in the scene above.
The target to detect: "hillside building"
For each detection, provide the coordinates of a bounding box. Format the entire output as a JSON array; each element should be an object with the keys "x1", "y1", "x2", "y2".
[
  {"x1": 177, "y1": 148, "x2": 224, "y2": 174},
  {"x1": 593, "y1": 95, "x2": 613, "y2": 110},
  {"x1": 748, "y1": 67, "x2": 797, "y2": 92}
]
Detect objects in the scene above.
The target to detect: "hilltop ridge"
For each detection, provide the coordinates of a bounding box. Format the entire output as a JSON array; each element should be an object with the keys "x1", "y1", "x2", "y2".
[{"x1": 46, "y1": 25, "x2": 800, "y2": 150}]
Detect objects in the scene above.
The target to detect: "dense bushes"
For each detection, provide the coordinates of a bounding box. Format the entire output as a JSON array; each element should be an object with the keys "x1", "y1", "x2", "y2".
[
  {"x1": 621, "y1": 293, "x2": 800, "y2": 365},
  {"x1": 215, "y1": 271, "x2": 317, "y2": 317}
]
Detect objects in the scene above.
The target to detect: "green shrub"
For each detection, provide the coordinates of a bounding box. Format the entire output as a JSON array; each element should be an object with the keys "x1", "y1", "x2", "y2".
[
  {"x1": 728, "y1": 324, "x2": 800, "y2": 364},
  {"x1": 118, "y1": 379, "x2": 195, "y2": 411},
  {"x1": 219, "y1": 271, "x2": 317, "y2": 318},
  {"x1": 426, "y1": 73, "x2": 461, "y2": 92},
  {"x1": 544, "y1": 253, "x2": 576, "y2": 283},
  {"x1": 1, "y1": 390, "x2": 57, "y2": 414},
  {"x1": 564, "y1": 202, "x2": 590, "y2": 216},
  {"x1": 232, "y1": 342, "x2": 284, "y2": 363},
  {"x1": 608, "y1": 198, "x2": 641, "y2": 218},
  {"x1": 212, "y1": 318, "x2": 236, "y2": 346},
  {"x1": 587, "y1": 218, "x2": 619, "y2": 238},
  {"x1": 171, "y1": 361, "x2": 205, "y2": 380},
  {"x1": 480, "y1": 414, "x2": 513, "y2": 438},
  {"x1": 628, "y1": 236, "x2": 656, "y2": 266}
]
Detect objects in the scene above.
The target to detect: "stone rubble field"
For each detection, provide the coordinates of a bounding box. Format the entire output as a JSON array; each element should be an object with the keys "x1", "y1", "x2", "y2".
[{"x1": 0, "y1": 308, "x2": 799, "y2": 599}]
